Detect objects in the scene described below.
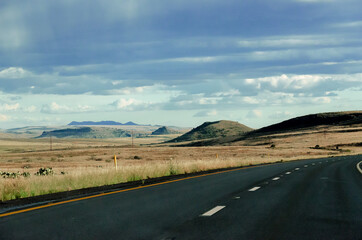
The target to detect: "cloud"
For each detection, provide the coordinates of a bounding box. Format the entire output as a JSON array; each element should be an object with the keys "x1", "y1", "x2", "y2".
[
  {"x1": 332, "y1": 21, "x2": 362, "y2": 28},
  {"x1": 247, "y1": 110, "x2": 263, "y2": 118},
  {"x1": 104, "y1": 86, "x2": 148, "y2": 95},
  {"x1": 111, "y1": 98, "x2": 154, "y2": 111},
  {"x1": 41, "y1": 102, "x2": 93, "y2": 114},
  {"x1": 0, "y1": 103, "x2": 20, "y2": 111},
  {"x1": 237, "y1": 35, "x2": 340, "y2": 49},
  {"x1": 312, "y1": 96, "x2": 331, "y2": 104},
  {"x1": 246, "y1": 74, "x2": 326, "y2": 90},
  {"x1": 198, "y1": 97, "x2": 219, "y2": 105},
  {"x1": 0, "y1": 114, "x2": 9, "y2": 121},
  {"x1": 242, "y1": 97, "x2": 261, "y2": 105},
  {"x1": 269, "y1": 111, "x2": 293, "y2": 120},
  {"x1": 213, "y1": 89, "x2": 240, "y2": 97},
  {"x1": 24, "y1": 105, "x2": 37, "y2": 113},
  {"x1": 0, "y1": 0, "x2": 361, "y2": 129},
  {"x1": 0, "y1": 67, "x2": 28, "y2": 79},
  {"x1": 112, "y1": 98, "x2": 138, "y2": 110},
  {"x1": 194, "y1": 110, "x2": 218, "y2": 117},
  {"x1": 243, "y1": 74, "x2": 351, "y2": 94}
]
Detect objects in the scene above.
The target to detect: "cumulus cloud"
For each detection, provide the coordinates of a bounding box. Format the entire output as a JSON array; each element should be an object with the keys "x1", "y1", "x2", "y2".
[
  {"x1": 312, "y1": 97, "x2": 331, "y2": 104},
  {"x1": 0, "y1": 114, "x2": 9, "y2": 121},
  {"x1": 0, "y1": 67, "x2": 29, "y2": 79},
  {"x1": 105, "y1": 86, "x2": 148, "y2": 95},
  {"x1": 245, "y1": 74, "x2": 327, "y2": 91},
  {"x1": 41, "y1": 102, "x2": 93, "y2": 114},
  {"x1": 194, "y1": 110, "x2": 218, "y2": 117},
  {"x1": 0, "y1": 103, "x2": 20, "y2": 111},
  {"x1": 24, "y1": 105, "x2": 37, "y2": 113},
  {"x1": 247, "y1": 110, "x2": 263, "y2": 118},
  {"x1": 213, "y1": 89, "x2": 240, "y2": 97},
  {"x1": 113, "y1": 99, "x2": 138, "y2": 109},
  {"x1": 242, "y1": 97, "x2": 261, "y2": 105},
  {"x1": 110, "y1": 98, "x2": 154, "y2": 111}
]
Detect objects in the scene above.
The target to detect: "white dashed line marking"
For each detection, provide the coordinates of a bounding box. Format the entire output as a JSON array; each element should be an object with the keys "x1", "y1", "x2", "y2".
[
  {"x1": 319, "y1": 162, "x2": 322, "y2": 164},
  {"x1": 234, "y1": 196, "x2": 240, "y2": 199},
  {"x1": 249, "y1": 187, "x2": 261, "y2": 192},
  {"x1": 272, "y1": 177, "x2": 280, "y2": 181},
  {"x1": 312, "y1": 163, "x2": 315, "y2": 165},
  {"x1": 285, "y1": 172, "x2": 291, "y2": 175},
  {"x1": 201, "y1": 206, "x2": 225, "y2": 217},
  {"x1": 295, "y1": 168, "x2": 300, "y2": 170},
  {"x1": 304, "y1": 165, "x2": 308, "y2": 167},
  {"x1": 326, "y1": 161, "x2": 328, "y2": 162}
]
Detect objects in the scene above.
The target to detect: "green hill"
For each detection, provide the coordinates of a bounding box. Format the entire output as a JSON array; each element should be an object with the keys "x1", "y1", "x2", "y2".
[{"x1": 169, "y1": 120, "x2": 253, "y2": 143}]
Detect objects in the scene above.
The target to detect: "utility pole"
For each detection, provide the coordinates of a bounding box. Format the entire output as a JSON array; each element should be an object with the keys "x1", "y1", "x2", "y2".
[{"x1": 131, "y1": 130, "x2": 134, "y2": 148}]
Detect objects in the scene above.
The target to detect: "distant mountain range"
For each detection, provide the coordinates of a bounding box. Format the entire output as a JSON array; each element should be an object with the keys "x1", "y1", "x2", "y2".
[{"x1": 68, "y1": 121, "x2": 138, "y2": 126}]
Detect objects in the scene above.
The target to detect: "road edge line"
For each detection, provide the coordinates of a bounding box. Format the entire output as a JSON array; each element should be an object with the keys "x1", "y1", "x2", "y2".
[{"x1": 357, "y1": 161, "x2": 362, "y2": 174}]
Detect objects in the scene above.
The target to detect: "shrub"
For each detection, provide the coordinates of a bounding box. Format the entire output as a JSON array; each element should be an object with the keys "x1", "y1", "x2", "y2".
[
  {"x1": 1, "y1": 171, "x2": 20, "y2": 178},
  {"x1": 35, "y1": 167, "x2": 54, "y2": 176}
]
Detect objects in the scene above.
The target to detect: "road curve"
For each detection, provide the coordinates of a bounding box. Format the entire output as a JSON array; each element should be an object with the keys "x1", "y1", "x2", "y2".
[{"x1": 0, "y1": 155, "x2": 361, "y2": 240}]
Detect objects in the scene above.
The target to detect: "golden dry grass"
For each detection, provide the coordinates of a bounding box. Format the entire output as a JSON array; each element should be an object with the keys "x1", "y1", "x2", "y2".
[{"x1": 1, "y1": 125, "x2": 361, "y2": 201}]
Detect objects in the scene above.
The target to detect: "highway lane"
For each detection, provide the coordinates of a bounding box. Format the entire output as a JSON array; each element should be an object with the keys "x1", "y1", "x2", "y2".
[{"x1": 0, "y1": 155, "x2": 361, "y2": 240}]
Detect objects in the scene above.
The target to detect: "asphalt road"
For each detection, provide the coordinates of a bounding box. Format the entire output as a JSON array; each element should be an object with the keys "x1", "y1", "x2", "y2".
[{"x1": 0, "y1": 155, "x2": 361, "y2": 240}]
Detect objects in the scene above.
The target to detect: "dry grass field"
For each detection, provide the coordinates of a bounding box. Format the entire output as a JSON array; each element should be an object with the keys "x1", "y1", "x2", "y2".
[{"x1": 1, "y1": 125, "x2": 361, "y2": 202}]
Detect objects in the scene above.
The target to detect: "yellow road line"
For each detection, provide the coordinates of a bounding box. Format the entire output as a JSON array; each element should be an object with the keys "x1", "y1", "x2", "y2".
[{"x1": 0, "y1": 164, "x2": 261, "y2": 218}]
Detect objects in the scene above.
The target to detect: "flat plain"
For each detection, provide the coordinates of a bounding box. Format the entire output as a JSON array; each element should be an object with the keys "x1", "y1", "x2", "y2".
[{"x1": 1, "y1": 124, "x2": 361, "y2": 201}]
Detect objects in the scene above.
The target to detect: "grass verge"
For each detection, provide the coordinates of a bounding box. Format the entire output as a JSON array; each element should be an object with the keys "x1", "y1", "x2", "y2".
[{"x1": 1, "y1": 157, "x2": 278, "y2": 202}]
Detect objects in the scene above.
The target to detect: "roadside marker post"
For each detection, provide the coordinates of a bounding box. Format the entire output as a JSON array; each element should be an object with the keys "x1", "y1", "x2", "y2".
[{"x1": 114, "y1": 155, "x2": 118, "y2": 170}]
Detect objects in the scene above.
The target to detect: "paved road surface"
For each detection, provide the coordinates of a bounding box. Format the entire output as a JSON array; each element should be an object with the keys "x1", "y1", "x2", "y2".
[{"x1": 0, "y1": 155, "x2": 361, "y2": 239}]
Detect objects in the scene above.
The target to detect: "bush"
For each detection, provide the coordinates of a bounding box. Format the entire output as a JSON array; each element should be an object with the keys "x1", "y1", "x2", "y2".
[
  {"x1": 35, "y1": 167, "x2": 54, "y2": 176},
  {"x1": 314, "y1": 145, "x2": 320, "y2": 149},
  {"x1": 0, "y1": 171, "x2": 20, "y2": 178},
  {"x1": 133, "y1": 155, "x2": 142, "y2": 160}
]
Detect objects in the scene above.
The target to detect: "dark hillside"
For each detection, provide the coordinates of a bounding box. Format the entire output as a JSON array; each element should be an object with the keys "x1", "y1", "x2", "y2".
[
  {"x1": 169, "y1": 120, "x2": 253, "y2": 143},
  {"x1": 253, "y1": 111, "x2": 362, "y2": 135},
  {"x1": 171, "y1": 111, "x2": 362, "y2": 147},
  {"x1": 151, "y1": 126, "x2": 180, "y2": 135},
  {"x1": 68, "y1": 121, "x2": 138, "y2": 126},
  {"x1": 37, "y1": 127, "x2": 131, "y2": 139}
]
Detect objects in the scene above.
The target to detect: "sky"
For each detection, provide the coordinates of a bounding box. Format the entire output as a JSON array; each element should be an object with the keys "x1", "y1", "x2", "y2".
[{"x1": 0, "y1": 0, "x2": 361, "y2": 129}]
